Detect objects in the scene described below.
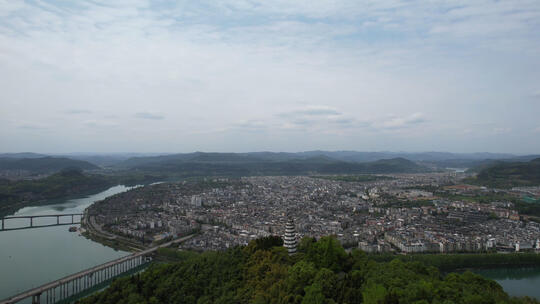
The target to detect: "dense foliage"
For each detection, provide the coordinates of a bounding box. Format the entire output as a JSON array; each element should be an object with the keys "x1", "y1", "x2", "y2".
[
  {"x1": 368, "y1": 253, "x2": 540, "y2": 271},
  {"x1": 465, "y1": 158, "x2": 540, "y2": 188},
  {"x1": 80, "y1": 236, "x2": 538, "y2": 304},
  {"x1": 0, "y1": 169, "x2": 166, "y2": 217},
  {"x1": 0, "y1": 169, "x2": 112, "y2": 216},
  {"x1": 431, "y1": 191, "x2": 540, "y2": 218},
  {"x1": 311, "y1": 175, "x2": 394, "y2": 183}
]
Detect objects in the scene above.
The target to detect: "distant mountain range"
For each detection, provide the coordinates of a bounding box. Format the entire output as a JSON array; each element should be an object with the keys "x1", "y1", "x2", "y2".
[
  {"x1": 0, "y1": 152, "x2": 48, "y2": 159},
  {"x1": 0, "y1": 157, "x2": 99, "y2": 174},
  {"x1": 115, "y1": 151, "x2": 540, "y2": 171},
  {"x1": 116, "y1": 151, "x2": 534, "y2": 165},
  {"x1": 115, "y1": 152, "x2": 429, "y2": 176},
  {"x1": 1, "y1": 151, "x2": 539, "y2": 177}
]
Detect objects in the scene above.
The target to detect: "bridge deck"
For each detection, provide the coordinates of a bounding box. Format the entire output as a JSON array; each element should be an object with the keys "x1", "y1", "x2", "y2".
[
  {"x1": 1, "y1": 213, "x2": 84, "y2": 232},
  {"x1": 0, "y1": 234, "x2": 195, "y2": 304},
  {"x1": 0, "y1": 222, "x2": 81, "y2": 232},
  {"x1": 2, "y1": 214, "x2": 83, "y2": 219}
]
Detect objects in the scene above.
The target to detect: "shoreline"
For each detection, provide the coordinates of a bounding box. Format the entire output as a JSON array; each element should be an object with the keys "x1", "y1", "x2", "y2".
[{"x1": 81, "y1": 213, "x2": 147, "y2": 253}]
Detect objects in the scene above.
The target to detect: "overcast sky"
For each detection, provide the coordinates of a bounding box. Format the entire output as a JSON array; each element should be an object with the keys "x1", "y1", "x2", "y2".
[{"x1": 1, "y1": 0, "x2": 539, "y2": 154}]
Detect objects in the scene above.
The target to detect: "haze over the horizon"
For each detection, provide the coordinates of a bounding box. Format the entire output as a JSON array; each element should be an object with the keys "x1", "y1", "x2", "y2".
[{"x1": 1, "y1": 1, "x2": 540, "y2": 154}]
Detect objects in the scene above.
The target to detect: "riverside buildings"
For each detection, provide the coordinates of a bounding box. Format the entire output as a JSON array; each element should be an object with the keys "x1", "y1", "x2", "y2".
[{"x1": 87, "y1": 174, "x2": 540, "y2": 253}]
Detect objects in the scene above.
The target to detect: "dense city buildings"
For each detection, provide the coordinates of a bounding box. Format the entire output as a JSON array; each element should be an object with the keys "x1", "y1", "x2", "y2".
[{"x1": 86, "y1": 173, "x2": 540, "y2": 254}]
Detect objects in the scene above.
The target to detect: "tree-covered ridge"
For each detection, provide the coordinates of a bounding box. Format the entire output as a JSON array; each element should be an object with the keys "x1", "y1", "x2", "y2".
[
  {"x1": 0, "y1": 156, "x2": 99, "y2": 173},
  {"x1": 79, "y1": 236, "x2": 538, "y2": 304},
  {"x1": 0, "y1": 168, "x2": 166, "y2": 217},
  {"x1": 119, "y1": 154, "x2": 429, "y2": 177},
  {"x1": 466, "y1": 158, "x2": 540, "y2": 188},
  {"x1": 0, "y1": 169, "x2": 112, "y2": 216}
]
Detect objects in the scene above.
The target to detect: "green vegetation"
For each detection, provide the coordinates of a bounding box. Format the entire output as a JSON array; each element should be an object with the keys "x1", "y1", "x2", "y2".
[
  {"x1": 465, "y1": 158, "x2": 540, "y2": 188},
  {"x1": 432, "y1": 190, "x2": 540, "y2": 218},
  {"x1": 0, "y1": 156, "x2": 98, "y2": 173},
  {"x1": 368, "y1": 253, "x2": 540, "y2": 272},
  {"x1": 0, "y1": 169, "x2": 112, "y2": 216},
  {"x1": 512, "y1": 201, "x2": 540, "y2": 218},
  {"x1": 312, "y1": 175, "x2": 394, "y2": 183},
  {"x1": 79, "y1": 236, "x2": 538, "y2": 304},
  {"x1": 0, "y1": 169, "x2": 163, "y2": 217},
  {"x1": 120, "y1": 153, "x2": 429, "y2": 177},
  {"x1": 379, "y1": 200, "x2": 435, "y2": 208}
]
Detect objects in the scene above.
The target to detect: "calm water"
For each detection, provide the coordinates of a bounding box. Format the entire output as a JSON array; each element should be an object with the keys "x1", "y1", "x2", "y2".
[
  {"x1": 1, "y1": 186, "x2": 539, "y2": 302},
  {"x1": 474, "y1": 267, "x2": 540, "y2": 299},
  {"x1": 0, "y1": 185, "x2": 134, "y2": 301}
]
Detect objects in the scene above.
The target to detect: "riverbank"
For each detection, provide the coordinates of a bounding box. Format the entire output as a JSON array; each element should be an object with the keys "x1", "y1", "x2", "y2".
[
  {"x1": 0, "y1": 170, "x2": 116, "y2": 218},
  {"x1": 0, "y1": 171, "x2": 164, "y2": 218},
  {"x1": 81, "y1": 214, "x2": 146, "y2": 253},
  {"x1": 473, "y1": 267, "x2": 540, "y2": 299},
  {"x1": 0, "y1": 186, "x2": 132, "y2": 301}
]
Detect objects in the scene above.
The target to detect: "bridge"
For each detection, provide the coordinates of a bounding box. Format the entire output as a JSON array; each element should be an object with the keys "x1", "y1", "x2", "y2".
[
  {"x1": 0, "y1": 234, "x2": 195, "y2": 304},
  {"x1": 0, "y1": 214, "x2": 83, "y2": 232}
]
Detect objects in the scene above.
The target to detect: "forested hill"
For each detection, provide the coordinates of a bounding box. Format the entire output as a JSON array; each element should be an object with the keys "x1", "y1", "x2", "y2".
[
  {"x1": 0, "y1": 169, "x2": 111, "y2": 216},
  {"x1": 119, "y1": 152, "x2": 429, "y2": 176},
  {"x1": 80, "y1": 236, "x2": 538, "y2": 304},
  {"x1": 0, "y1": 156, "x2": 99, "y2": 174},
  {"x1": 467, "y1": 158, "x2": 540, "y2": 188}
]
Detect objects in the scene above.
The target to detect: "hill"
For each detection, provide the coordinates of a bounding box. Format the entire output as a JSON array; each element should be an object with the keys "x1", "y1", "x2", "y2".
[
  {"x1": 2, "y1": 151, "x2": 529, "y2": 169},
  {"x1": 0, "y1": 169, "x2": 112, "y2": 217},
  {"x1": 80, "y1": 236, "x2": 536, "y2": 304},
  {"x1": 55, "y1": 153, "x2": 165, "y2": 166},
  {"x1": 0, "y1": 152, "x2": 47, "y2": 159},
  {"x1": 119, "y1": 152, "x2": 428, "y2": 176},
  {"x1": 0, "y1": 156, "x2": 99, "y2": 174},
  {"x1": 466, "y1": 158, "x2": 540, "y2": 188},
  {"x1": 118, "y1": 151, "x2": 522, "y2": 167}
]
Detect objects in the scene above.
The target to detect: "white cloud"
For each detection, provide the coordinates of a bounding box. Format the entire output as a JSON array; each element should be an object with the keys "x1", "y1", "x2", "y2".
[
  {"x1": 493, "y1": 127, "x2": 511, "y2": 135},
  {"x1": 377, "y1": 113, "x2": 427, "y2": 130},
  {"x1": 0, "y1": 1, "x2": 539, "y2": 153},
  {"x1": 134, "y1": 112, "x2": 165, "y2": 120},
  {"x1": 65, "y1": 109, "x2": 93, "y2": 114}
]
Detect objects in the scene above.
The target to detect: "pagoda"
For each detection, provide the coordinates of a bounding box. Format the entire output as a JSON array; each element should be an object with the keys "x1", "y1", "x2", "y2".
[{"x1": 283, "y1": 217, "x2": 298, "y2": 255}]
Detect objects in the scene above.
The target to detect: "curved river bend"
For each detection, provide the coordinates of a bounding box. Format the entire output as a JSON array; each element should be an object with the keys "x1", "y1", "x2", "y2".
[
  {"x1": 1, "y1": 185, "x2": 539, "y2": 301},
  {"x1": 0, "y1": 186, "x2": 133, "y2": 301}
]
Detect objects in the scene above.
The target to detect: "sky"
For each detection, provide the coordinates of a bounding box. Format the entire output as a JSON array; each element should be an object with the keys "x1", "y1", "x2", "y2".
[{"x1": 1, "y1": 0, "x2": 540, "y2": 154}]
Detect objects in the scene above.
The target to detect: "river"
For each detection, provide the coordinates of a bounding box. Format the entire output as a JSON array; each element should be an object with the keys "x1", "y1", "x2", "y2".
[
  {"x1": 1, "y1": 186, "x2": 540, "y2": 302},
  {"x1": 0, "y1": 185, "x2": 134, "y2": 302},
  {"x1": 474, "y1": 267, "x2": 540, "y2": 299}
]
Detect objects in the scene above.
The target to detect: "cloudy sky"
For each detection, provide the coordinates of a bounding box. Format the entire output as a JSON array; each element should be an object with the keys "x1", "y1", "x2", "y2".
[{"x1": 1, "y1": 0, "x2": 539, "y2": 154}]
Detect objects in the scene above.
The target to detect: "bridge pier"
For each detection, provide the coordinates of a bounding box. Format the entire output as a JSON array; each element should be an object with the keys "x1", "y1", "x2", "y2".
[
  {"x1": 0, "y1": 234, "x2": 193, "y2": 304},
  {"x1": 31, "y1": 293, "x2": 40, "y2": 304},
  {"x1": 0, "y1": 213, "x2": 83, "y2": 232}
]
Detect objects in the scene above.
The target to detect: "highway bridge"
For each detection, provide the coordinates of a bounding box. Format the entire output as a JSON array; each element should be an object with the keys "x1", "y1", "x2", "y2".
[
  {"x1": 0, "y1": 234, "x2": 195, "y2": 304},
  {"x1": 0, "y1": 214, "x2": 83, "y2": 232}
]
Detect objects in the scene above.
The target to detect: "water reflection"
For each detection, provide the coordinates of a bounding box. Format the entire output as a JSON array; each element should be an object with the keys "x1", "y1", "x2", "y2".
[
  {"x1": 0, "y1": 185, "x2": 135, "y2": 301},
  {"x1": 474, "y1": 267, "x2": 540, "y2": 299}
]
